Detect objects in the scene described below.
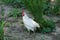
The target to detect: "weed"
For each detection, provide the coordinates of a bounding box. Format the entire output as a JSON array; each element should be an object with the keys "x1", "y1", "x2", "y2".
[{"x1": 0, "y1": 19, "x2": 5, "y2": 40}]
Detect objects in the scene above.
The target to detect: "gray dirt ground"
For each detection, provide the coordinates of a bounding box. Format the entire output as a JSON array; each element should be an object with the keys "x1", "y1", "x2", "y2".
[{"x1": 0, "y1": 5, "x2": 60, "y2": 40}]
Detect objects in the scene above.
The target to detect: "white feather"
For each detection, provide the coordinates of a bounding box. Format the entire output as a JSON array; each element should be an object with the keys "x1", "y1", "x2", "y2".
[{"x1": 22, "y1": 11, "x2": 40, "y2": 31}]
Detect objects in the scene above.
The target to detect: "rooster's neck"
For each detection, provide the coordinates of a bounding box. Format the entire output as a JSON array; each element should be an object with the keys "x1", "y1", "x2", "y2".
[
  {"x1": 22, "y1": 10, "x2": 30, "y2": 19},
  {"x1": 23, "y1": 12, "x2": 29, "y2": 18}
]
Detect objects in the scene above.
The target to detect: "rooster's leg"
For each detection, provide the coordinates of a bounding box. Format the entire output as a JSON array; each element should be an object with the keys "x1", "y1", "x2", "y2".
[
  {"x1": 27, "y1": 30, "x2": 31, "y2": 37},
  {"x1": 33, "y1": 31, "x2": 35, "y2": 40}
]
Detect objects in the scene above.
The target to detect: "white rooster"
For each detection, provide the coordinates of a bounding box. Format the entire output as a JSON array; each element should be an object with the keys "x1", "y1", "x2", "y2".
[{"x1": 22, "y1": 9, "x2": 40, "y2": 32}]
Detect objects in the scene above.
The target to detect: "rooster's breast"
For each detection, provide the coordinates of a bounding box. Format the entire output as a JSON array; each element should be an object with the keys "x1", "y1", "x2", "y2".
[{"x1": 23, "y1": 17, "x2": 35, "y2": 27}]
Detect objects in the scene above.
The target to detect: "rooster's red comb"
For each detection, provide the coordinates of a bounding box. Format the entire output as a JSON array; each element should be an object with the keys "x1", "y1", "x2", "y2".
[{"x1": 22, "y1": 9, "x2": 24, "y2": 16}]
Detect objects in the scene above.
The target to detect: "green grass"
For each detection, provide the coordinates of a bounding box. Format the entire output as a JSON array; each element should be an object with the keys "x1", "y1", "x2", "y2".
[
  {"x1": 43, "y1": 0, "x2": 60, "y2": 16},
  {"x1": 8, "y1": 8, "x2": 22, "y2": 18},
  {"x1": 0, "y1": 19, "x2": 5, "y2": 40},
  {"x1": 0, "y1": 0, "x2": 23, "y2": 8}
]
